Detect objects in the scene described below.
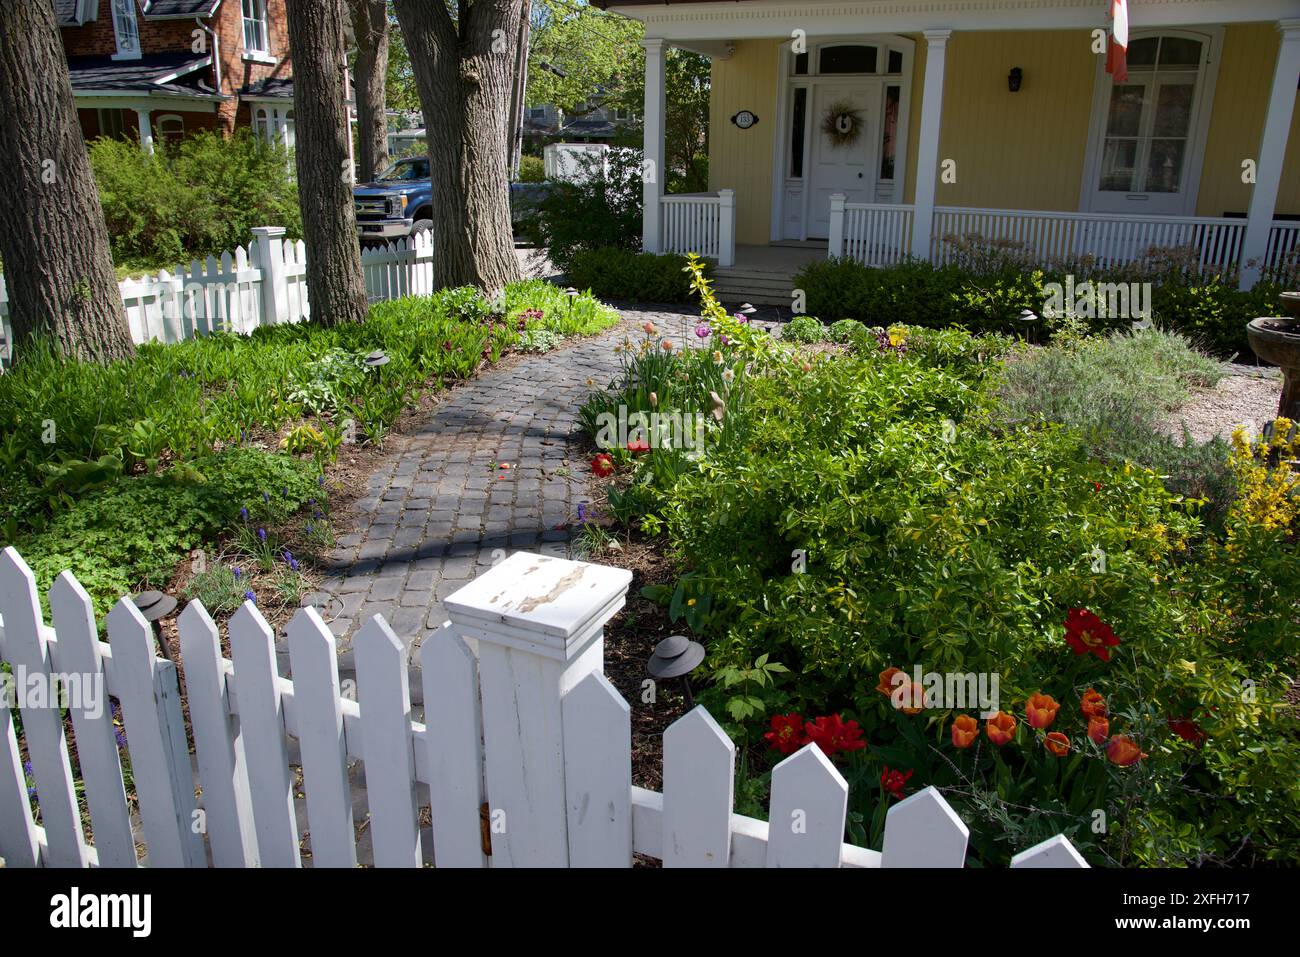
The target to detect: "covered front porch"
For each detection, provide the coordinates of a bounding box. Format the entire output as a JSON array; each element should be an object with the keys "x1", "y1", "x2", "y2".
[{"x1": 622, "y1": 0, "x2": 1300, "y2": 290}]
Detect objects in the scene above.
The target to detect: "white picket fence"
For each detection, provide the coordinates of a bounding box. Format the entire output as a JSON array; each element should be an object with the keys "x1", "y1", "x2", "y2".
[
  {"x1": 829, "y1": 199, "x2": 916, "y2": 268},
  {"x1": 0, "y1": 546, "x2": 1088, "y2": 869},
  {"x1": 0, "y1": 228, "x2": 435, "y2": 363}
]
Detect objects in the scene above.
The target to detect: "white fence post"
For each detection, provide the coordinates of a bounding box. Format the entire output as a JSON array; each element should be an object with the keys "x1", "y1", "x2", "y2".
[
  {"x1": 828, "y1": 194, "x2": 847, "y2": 259},
  {"x1": 718, "y1": 189, "x2": 736, "y2": 267},
  {"x1": 251, "y1": 226, "x2": 289, "y2": 325},
  {"x1": 443, "y1": 551, "x2": 631, "y2": 867}
]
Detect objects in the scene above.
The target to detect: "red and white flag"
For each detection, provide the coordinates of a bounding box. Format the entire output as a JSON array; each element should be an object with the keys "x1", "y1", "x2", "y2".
[{"x1": 1107, "y1": 0, "x2": 1129, "y2": 83}]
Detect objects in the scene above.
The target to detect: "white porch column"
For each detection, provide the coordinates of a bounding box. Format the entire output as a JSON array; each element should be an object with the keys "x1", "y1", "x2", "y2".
[
  {"x1": 642, "y1": 37, "x2": 668, "y2": 254},
  {"x1": 444, "y1": 552, "x2": 631, "y2": 867},
  {"x1": 136, "y1": 108, "x2": 154, "y2": 154},
  {"x1": 1240, "y1": 20, "x2": 1300, "y2": 289},
  {"x1": 910, "y1": 30, "x2": 951, "y2": 261},
  {"x1": 828, "y1": 194, "x2": 847, "y2": 258},
  {"x1": 718, "y1": 189, "x2": 736, "y2": 267}
]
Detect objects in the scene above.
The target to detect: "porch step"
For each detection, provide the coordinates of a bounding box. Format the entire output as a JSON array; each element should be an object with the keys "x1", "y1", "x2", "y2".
[{"x1": 712, "y1": 268, "x2": 798, "y2": 307}]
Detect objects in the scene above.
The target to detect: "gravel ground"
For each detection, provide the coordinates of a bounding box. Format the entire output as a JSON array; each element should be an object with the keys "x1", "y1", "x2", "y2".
[{"x1": 1166, "y1": 366, "x2": 1284, "y2": 445}]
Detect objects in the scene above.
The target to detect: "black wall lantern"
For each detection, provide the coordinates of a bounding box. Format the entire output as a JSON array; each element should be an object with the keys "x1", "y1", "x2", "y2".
[{"x1": 1008, "y1": 67, "x2": 1024, "y2": 93}]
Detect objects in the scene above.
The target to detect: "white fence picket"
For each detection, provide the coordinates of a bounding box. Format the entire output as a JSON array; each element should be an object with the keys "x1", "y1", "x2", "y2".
[
  {"x1": 881, "y1": 786, "x2": 970, "y2": 867},
  {"x1": 354, "y1": 615, "x2": 421, "y2": 868},
  {"x1": 228, "y1": 601, "x2": 301, "y2": 867},
  {"x1": 48, "y1": 572, "x2": 137, "y2": 868},
  {"x1": 106, "y1": 596, "x2": 206, "y2": 866},
  {"x1": 561, "y1": 671, "x2": 632, "y2": 868},
  {"x1": 766, "y1": 743, "x2": 849, "y2": 868},
  {"x1": 0, "y1": 549, "x2": 88, "y2": 867},
  {"x1": 661, "y1": 706, "x2": 734, "y2": 868},
  {"x1": 1011, "y1": 834, "x2": 1090, "y2": 868},
  {"x1": 420, "y1": 623, "x2": 486, "y2": 868},
  {"x1": 177, "y1": 600, "x2": 259, "y2": 868},
  {"x1": 286, "y1": 606, "x2": 357, "y2": 869},
  {"x1": 0, "y1": 620, "x2": 41, "y2": 867}
]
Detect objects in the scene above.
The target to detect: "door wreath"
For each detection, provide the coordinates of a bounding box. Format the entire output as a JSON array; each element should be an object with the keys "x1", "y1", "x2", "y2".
[{"x1": 821, "y1": 100, "x2": 864, "y2": 148}]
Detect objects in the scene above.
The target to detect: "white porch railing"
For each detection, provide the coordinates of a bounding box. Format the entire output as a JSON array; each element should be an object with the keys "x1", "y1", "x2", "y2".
[
  {"x1": 0, "y1": 546, "x2": 1089, "y2": 869},
  {"x1": 660, "y1": 190, "x2": 736, "y2": 267},
  {"x1": 0, "y1": 229, "x2": 435, "y2": 365},
  {"x1": 931, "y1": 207, "x2": 1248, "y2": 273},
  {"x1": 825, "y1": 201, "x2": 1300, "y2": 281},
  {"x1": 828, "y1": 196, "x2": 915, "y2": 267}
]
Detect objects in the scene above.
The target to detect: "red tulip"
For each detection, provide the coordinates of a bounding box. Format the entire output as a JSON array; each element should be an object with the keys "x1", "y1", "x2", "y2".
[
  {"x1": 880, "y1": 765, "x2": 913, "y2": 800},
  {"x1": 763, "y1": 713, "x2": 808, "y2": 756},
  {"x1": 951, "y1": 714, "x2": 979, "y2": 749},
  {"x1": 1044, "y1": 732, "x2": 1071, "y2": 757},
  {"x1": 1064, "y1": 608, "x2": 1121, "y2": 661},
  {"x1": 804, "y1": 714, "x2": 866, "y2": 758},
  {"x1": 1106, "y1": 735, "x2": 1147, "y2": 767},
  {"x1": 590, "y1": 453, "x2": 615, "y2": 477},
  {"x1": 1026, "y1": 692, "x2": 1060, "y2": 730},
  {"x1": 986, "y1": 711, "x2": 1017, "y2": 746}
]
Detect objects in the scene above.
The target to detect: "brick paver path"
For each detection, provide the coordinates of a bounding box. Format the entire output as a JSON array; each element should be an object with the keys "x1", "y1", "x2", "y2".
[{"x1": 300, "y1": 306, "x2": 711, "y2": 687}]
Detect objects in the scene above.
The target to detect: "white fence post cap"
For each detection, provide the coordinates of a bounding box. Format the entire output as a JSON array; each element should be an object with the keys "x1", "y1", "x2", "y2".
[
  {"x1": 251, "y1": 225, "x2": 287, "y2": 238},
  {"x1": 444, "y1": 552, "x2": 632, "y2": 660},
  {"x1": 1010, "y1": 834, "x2": 1090, "y2": 868}
]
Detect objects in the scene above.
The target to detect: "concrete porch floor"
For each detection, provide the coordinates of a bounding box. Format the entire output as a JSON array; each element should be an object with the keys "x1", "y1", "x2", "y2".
[{"x1": 728, "y1": 242, "x2": 829, "y2": 274}]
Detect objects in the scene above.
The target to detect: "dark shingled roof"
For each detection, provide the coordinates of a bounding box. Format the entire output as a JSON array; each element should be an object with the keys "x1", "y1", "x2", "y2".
[
  {"x1": 559, "y1": 118, "x2": 620, "y2": 139},
  {"x1": 66, "y1": 51, "x2": 216, "y2": 97},
  {"x1": 241, "y1": 77, "x2": 295, "y2": 99}
]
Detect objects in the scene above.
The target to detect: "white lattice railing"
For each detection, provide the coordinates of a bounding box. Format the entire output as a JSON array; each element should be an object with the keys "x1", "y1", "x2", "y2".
[
  {"x1": 1265, "y1": 221, "x2": 1300, "y2": 274},
  {"x1": 660, "y1": 190, "x2": 735, "y2": 267}
]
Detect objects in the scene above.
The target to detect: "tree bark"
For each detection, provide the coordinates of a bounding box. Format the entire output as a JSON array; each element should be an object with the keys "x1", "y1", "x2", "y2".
[
  {"x1": 349, "y1": 0, "x2": 390, "y2": 182},
  {"x1": 0, "y1": 0, "x2": 134, "y2": 364},
  {"x1": 286, "y1": 0, "x2": 370, "y2": 327},
  {"x1": 392, "y1": 0, "x2": 521, "y2": 294}
]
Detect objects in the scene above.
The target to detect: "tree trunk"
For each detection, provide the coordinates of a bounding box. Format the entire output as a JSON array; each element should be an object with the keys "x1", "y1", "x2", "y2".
[
  {"x1": 349, "y1": 0, "x2": 390, "y2": 182},
  {"x1": 0, "y1": 0, "x2": 134, "y2": 364},
  {"x1": 392, "y1": 0, "x2": 521, "y2": 294},
  {"x1": 286, "y1": 0, "x2": 369, "y2": 327}
]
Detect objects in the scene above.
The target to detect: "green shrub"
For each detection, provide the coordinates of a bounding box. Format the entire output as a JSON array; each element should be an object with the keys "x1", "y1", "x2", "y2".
[
  {"x1": 516, "y1": 154, "x2": 545, "y2": 183},
  {"x1": 524, "y1": 149, "x2": 642, "y2": 272},
  {"x1": 91, "y1": 129, "x2": 300, "y2": 267},
  {"x1": 827, "y1": 318, "x2": 865, "y2": 343},
  {"x1": 568, "y1": 248, "x2": 704, "y2": 303},
  {"x1": 780, "y1": 315, "x2": 825, "y2": 343}
]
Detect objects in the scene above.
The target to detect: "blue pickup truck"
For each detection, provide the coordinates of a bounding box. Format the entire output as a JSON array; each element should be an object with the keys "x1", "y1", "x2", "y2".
[{"x1": 353, "y1": 156, "x2": 550, "y2": 244}]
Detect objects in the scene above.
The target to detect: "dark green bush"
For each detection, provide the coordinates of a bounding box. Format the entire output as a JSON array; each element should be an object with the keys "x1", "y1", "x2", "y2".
[
  {"x1": 568, "y1": 247, "x2": 706, "y2": 303},
  {"x1": 91, "y1": 129, "x2": 300, "y2": 267},
  {"x1": 524, "y1": 149, "x2": 642, "y2": 272}
]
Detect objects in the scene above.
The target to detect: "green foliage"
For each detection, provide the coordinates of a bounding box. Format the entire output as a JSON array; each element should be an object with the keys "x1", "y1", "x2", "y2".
[
  {"x1": 827, "y1": 318, "x2": 865, "y2": 343},
  {"x1": 90, "y1": 130, "x2": 299, "y2": 267},
  {"x1": 794, "y1": 243, "x2": 1290, "y2": 359},
  {"x1": 568, "y1": 248, "x2": 705, "y2": 303},
  {"x1": 516, "y1": 154, "x2": 545, "y2": 183},
  {"x1": 526, "y1": 150, "x2": 644, "y2": 272},
  {"x1": 997, "y1": 330, "x2": 1234, "y2": 510},
  {"x1": 587, "y1": 292, "x2": 1300, "y2": 865},
  {"x1": 780, "y1": 315, "x2": 825, "y2": 343}
]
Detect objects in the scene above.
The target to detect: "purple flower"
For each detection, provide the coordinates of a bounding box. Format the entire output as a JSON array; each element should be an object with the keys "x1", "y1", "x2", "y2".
[
  {"x1": 719, "y1": 334, "x2": 730, "y2": 347},
  {"x1": 576, "y1": 502, "x2": 587, "y2": 523},
  {"x1": 239, "y1": 507, "x2": 249, "y2": 522},
  {"x1": 244, "y1": 590, "x2": 257, "y2": 604},
  {"x1": 233, "y1": 567, "x2": 242, "y2": 580},
  {"x1": 257, "y1": 528, "x2": 267, "y2": 543},
  {"x1": 314, "y1": 509, "x2": 323, "y2": 520},
  {"x1": 263, "y1": 491, "x2": 270, "y2": 503},
  {"x1": 318, "y1": 475, "x2": 326, "y2": 487},
  {"x1": 305, "y1": 523, "x2": 313, "y2": 535},
  {"x1": 733, "y1": 313, "x2": 750, "y2": 324},
  {"x1": 695, "y1": 324, "x2": 711, "y2": 339}
]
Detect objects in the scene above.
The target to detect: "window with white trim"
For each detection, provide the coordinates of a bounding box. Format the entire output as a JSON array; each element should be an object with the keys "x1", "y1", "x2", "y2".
[
  {"x1": 157, "y1": 114, "x2": 184, "y2": 144},
  {"x1": 1084, "y1": 30, "x2": 1220, "y2": 216},
  {"x1": 243, "y1": 0, "x2": 270, "y2": 54},
  {"x1": 111, "y1": 0, "x2": 140, "y2": 59}
]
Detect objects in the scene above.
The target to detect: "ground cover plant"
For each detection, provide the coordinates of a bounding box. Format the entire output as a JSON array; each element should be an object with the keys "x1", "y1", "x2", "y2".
[
  {"x1": 580, "y1": 255, "x2": 1300, "y2": 867},
  {"x1": 0, "y1": 282, "x2": 618, "y2": 617}
]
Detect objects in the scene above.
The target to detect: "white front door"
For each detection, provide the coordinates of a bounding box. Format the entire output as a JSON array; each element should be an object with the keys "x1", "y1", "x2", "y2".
[{"x1": 807, "y1": 82, "x2": 876, "y2": 239}]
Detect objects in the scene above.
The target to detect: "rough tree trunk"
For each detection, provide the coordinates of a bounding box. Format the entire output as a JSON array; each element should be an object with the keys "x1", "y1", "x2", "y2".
[
  {"x1": 393, "y1": 0, "x2": 521, "y2": 294},
  {"x1": 0, "y1": 0, "x2": 134, "y2": 363},
  {"x1": 349, "y1": 0, "x2": 389, "y2": 183},
  {"x1": 286, "y1": 0, "x2": 369, "y2": 327}
]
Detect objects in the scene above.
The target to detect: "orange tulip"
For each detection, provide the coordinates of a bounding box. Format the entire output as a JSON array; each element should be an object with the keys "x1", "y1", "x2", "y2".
[
  {"x1": 951, "y1": 714, "x2": 979, "y2": 749},
  {"x1": 1044, "y1": 732, "x2": 1070, "y2": 757},
  {"x1": 1026, "y1": 693, "x2": 1060, "y2": 730},
  {"x1": 1106, "y1": 735, "x2": 1147, "y2": 767},
  {"x1": 1088, "y1": 716, "x2": 1110, "y2": 744},
  {"x1": 1080, "y1": 689, "x2": 1108, "y2": 719},
  {"x1": 875, "y1": 667, "x2": 905, "y2": 697},
  {"x1": 986, "y1": 711, "x2": 1017, "y2": 746}
]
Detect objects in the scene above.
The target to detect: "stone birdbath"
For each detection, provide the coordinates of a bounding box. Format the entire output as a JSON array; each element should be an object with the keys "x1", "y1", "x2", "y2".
[{"x1": 1247, "y1": 291, "x2": 1300, "y2": 420}]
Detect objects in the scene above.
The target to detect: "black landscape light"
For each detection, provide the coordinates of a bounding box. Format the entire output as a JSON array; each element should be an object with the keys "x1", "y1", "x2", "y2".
[
  {"x1": 647, "y1": 634, "x2": 705, "y2": 708},
  {"x1": 1018, "y1": 308, "x2": 1039, "y2": 344},
  {"x1": 364, "y1": 349, "x2": 390, "y2": 368},
  {"x1": 1008, "y1": 67, "x2": 1024, "y2": 93},
  {"x1": 133, "y1": 590, "x2": 178, "y2": 663}
]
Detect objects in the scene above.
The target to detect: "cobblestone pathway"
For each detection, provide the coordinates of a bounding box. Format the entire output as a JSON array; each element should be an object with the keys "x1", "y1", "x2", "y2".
[{"x1": 299, "y1": 306, "x2": 709, "y2": 691}]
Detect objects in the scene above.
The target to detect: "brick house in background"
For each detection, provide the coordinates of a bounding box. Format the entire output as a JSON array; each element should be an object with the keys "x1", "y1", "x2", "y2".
[{"x1": 57, "y1": 0, "x2": 297, "y2": 152}]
